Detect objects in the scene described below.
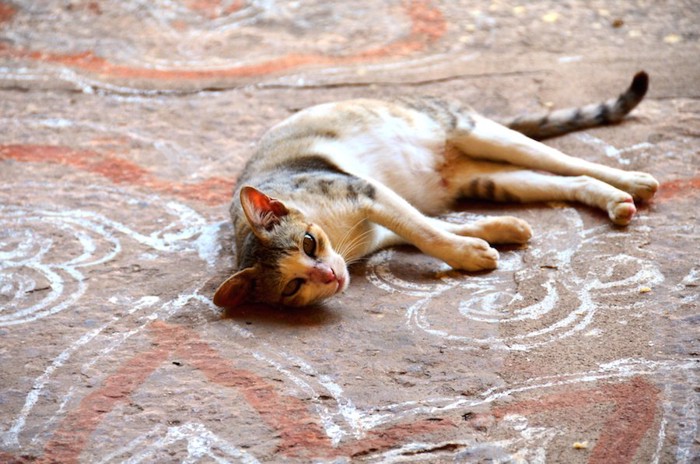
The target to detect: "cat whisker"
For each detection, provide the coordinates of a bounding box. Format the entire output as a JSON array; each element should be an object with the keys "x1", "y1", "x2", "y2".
[
  {"x1": 337, "y1": 218, "x2": 367, "y2": 248},
  {"x1": 336, "y1": 226, "x2": 372, "y2": 256},
  {"x1": 221, "y1": 76, "x2": 654, "y2": 308},
  {"x1": 344, "y1": 255, "x2": 370, "y2": 267},
  {"x1": 338, "y1": 229, "x2": 374, "y2": 263},
  {"x1": 335, "y1": 218, "x2": 370, "y2": 260}
]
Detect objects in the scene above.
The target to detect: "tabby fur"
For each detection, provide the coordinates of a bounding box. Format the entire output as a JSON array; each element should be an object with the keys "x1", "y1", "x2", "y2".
[{"x1": 214, "y1": 72, "x2": 658, "y2": 308}]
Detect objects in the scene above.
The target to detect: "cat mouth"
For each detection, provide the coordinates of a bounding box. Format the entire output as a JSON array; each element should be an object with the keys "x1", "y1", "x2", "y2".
[{"x1": 334, "y1": 275, "x2": 347, "y2": 294}]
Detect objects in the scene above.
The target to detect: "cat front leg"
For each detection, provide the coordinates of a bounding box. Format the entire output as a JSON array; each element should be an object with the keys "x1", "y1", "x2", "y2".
[
  {"x1": 368, "y1": 216, "x2": 532, "y2": 250},
  {"x1": 428, "y1": 216, "x2": 532, "y2": 245},
  {"x1": 362, "y1": 180, "x2": 499, "y2": 271}
]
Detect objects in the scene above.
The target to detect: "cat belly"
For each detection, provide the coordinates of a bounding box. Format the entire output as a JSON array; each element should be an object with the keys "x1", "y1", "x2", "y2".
[{"x1": 312, "y1": 112, "x2": 452, "y2": 215}]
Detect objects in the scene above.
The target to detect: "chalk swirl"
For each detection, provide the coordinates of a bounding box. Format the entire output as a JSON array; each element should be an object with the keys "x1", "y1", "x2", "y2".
[
  {"x1": 0, "y1": 183, "x2": 216, "y2": 326},
  {"x1": 366, "y1": 206, "x2": 664, "y2": 350}
]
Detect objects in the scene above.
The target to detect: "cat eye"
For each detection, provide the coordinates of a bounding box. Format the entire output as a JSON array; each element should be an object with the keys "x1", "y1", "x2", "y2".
[
  {"x1": 282, "y1": 278, "x2": 305, "y2": 297},
  {"x1": 303, "y1": 232, "x2": 317, "y2": 257}
]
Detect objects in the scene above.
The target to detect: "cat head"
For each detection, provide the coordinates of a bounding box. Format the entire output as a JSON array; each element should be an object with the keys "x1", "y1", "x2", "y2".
[{"x1": 213, "y1": 186, "x2": 349, "y2": 308}]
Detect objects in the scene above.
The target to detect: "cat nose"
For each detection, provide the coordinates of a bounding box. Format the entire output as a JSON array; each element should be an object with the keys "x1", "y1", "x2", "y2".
[{"x1": 310, "y1": 265, "x2": 337, "y2": 284}]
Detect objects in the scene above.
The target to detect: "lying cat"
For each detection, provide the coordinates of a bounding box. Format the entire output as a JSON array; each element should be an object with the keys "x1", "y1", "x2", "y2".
[{"x1": 214, "y1": 72, "x2": 658, "y2": 308}]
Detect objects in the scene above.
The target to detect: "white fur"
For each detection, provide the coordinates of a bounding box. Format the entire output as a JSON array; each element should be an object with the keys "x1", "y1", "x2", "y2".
[
  {"x1": 217, "y1": 94, "x2": 659, "y2": 308},
  {"x1": 309, "y1": 103, "x2": 452, "y2": 215}
]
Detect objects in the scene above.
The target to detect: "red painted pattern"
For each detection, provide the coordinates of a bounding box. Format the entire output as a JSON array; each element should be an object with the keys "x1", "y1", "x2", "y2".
[
  {"x1": 41, "y1": 346, "x2": 170, "y2": 463},
  {"x1": 489, "y1": 377, "x2": 660, "y2": 464},
  {"x1": 0, "y1": 1, "x2": 445, "y2": 81},
  {"x1": 2, "y1": 320, "x2": 452, "y2": 462},
  {"x1": 0, "y1": 2, "x2": 15, "y2": 25},
  {"x1": 183, "y1": 0, "x2": 244, "y2": 19},
  {"x1": 0, "y1": 144, "x2": 235, "y2": 205},
  {"x1": 151, "y1": 321, "x2": 332, "y2": 457},
  {"x1": 0, "y1": 317, "x2": 662, "y2": 463},
  {"x1": 656, "y1": 176, "x2": 700, "y2": 201}
]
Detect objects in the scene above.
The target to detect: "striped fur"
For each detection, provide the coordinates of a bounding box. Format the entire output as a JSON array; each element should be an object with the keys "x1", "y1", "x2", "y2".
[
  {"x1": 501, "y1": 72, "x2": 648, "y2": 139},
  {"x1": 214, "y1": 72, "x2": 658, "y2": 308}
]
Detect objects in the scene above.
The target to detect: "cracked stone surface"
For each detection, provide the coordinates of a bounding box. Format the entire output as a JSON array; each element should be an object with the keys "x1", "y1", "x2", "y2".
[{"x1": 1, "y1": 1, "x2": 699, "y2": 462}]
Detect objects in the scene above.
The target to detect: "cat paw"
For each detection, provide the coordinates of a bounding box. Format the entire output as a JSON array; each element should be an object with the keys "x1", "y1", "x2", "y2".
[
  {"x1": 620, "y1": 172, "x2": 659, "y2": 202},
  {"x1": 608, "y1": 195, "x2": 637, "y2": 226},
  {"x1": 446, "y1": 238, "x2": 499, "y2": 271},
  {"x1": 473, "y1": 217, "x2": 533, "y2": 244}
]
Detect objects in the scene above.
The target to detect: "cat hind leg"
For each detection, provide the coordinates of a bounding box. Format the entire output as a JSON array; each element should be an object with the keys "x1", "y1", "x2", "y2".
[
  {"x1": 611, "y1": 171, "x2": 658, "y2": 202},
  {"x1": 463, "y1": 169, "x2": 639, "y2": 226},
  {"x1": 449, "y1": 115, "x2": 659, "y2": 203}
]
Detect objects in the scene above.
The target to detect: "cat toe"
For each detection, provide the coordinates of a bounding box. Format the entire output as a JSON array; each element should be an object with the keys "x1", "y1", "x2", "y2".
[
  {"x1": 464, "y1": 247, "x2": 499, "y2": 271},
  {"x1": 510, "y1": 219, "x2": 533, "y2": 244},
  {"x1": 448, "y1": 238, "x2": 499, "y2": 271},
  {"x1": 489, "y1": 217, "x2": 532, "y2": 244},
  {"x1": 623, "y1": 172, "x2": 659, "y2": 202},
  {"x1": 479, "y1": 246, "x2": 500, "y2": 269},
  {"x1": 608, "y1": 196, "x2": 637, "y2": 226},
  {"x1": 465, "y1": 217, "x2": 532, "y2": 244}
]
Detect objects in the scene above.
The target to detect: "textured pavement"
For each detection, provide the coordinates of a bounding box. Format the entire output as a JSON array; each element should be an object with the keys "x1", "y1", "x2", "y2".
[{"x1": 1, "y1": 1, "x2": 699, "y2": 462}]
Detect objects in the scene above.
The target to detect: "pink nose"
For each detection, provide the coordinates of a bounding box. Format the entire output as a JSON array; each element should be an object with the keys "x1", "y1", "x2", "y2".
[{"x1": 309, "y1": 265, "x2": 336, "y2": 284}]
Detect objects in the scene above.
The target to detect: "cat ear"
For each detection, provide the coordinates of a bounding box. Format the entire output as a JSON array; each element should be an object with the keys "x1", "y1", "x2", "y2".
[
  {"x1": 240, "y1": 186, "x2": 289, "y2": 237},
  {"x1": 213, "y1": 267, "x2": 258, "y2": 308}
]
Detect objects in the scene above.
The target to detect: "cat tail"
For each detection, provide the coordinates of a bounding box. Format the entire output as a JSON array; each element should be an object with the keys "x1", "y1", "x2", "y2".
[{"x1": 499, "y1": 71, "x2": 648, "y2": 140}]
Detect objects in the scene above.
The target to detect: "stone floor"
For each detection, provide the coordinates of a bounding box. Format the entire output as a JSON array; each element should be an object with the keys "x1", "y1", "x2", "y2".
[{"x1": 1, "y1": 1, "x2": 698, "y2": 462}]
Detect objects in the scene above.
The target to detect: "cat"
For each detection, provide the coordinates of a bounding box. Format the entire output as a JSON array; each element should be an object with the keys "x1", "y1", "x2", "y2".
[{"x1": 214, "y1": 71, "x2": 658, "y2": 308}]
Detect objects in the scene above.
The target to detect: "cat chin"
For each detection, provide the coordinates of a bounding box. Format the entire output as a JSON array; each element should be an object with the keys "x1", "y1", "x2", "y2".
[
  {"x1": 303, "y1": 275, "x2": 348, "y2": 306},
  {"x1": 318, "y1": 276, "x2": 347, "y2": 300},
  {"x1": 336, "y1": 274, "x2": 349, "y2": 294}
]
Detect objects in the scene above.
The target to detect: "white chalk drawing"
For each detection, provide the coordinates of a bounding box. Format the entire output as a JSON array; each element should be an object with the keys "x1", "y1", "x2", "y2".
[
  {"x1": 0, "y1": 116, "x2": 208, "y2": 173},
  {"x1": 199, "y1": 306, "x2": 698, "y2": 462},
  {"x1": 656, "y1": 365, "x2": 700, "y2": 464},
  {"x1": 574, "y1": 132, "x2": 654, "y2": 166},
  {"x1": 2, "y1": 296, "x2": 161, "y2": 448},
  {"x1": 0, "y1": 0, "x2": 486, "y2": 93},
  {"x1": 97, "y1": 422, "x2": 261, "y2": 464},
  {"x1": 3, "y1": 184, "x2": 696, "y2": 462},
  {"x1": 373, "y1": 414, "x2": 558, "y2": 464},
  {"x1": 21, "y1": 288, "x2": 691, "y2": 463},
  {"x1": 3, "y1": 204, "x2": 697, "y2": 463},
  {"x1": 0, "y1": 182, "x2": 220, "y2": 327},
  {"x1": 366, "y1": 207, "x2": 663, "y2": 351},
  {"x1": 2, "y1": 136, "x2": 697, "y2": 463},
  {"x1": 0, "y1": 180, "x2": 226, "y2": 452}
]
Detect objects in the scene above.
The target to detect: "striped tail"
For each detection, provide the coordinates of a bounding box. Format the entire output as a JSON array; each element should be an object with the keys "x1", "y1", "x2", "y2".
[{"x1": 500, "y1": 71, "x2": 649, "y2": 140}]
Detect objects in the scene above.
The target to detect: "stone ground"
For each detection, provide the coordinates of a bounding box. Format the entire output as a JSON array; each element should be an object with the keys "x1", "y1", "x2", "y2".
[{"x1": 0, "y1": 1, "x2": 699, "y2": 463}]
